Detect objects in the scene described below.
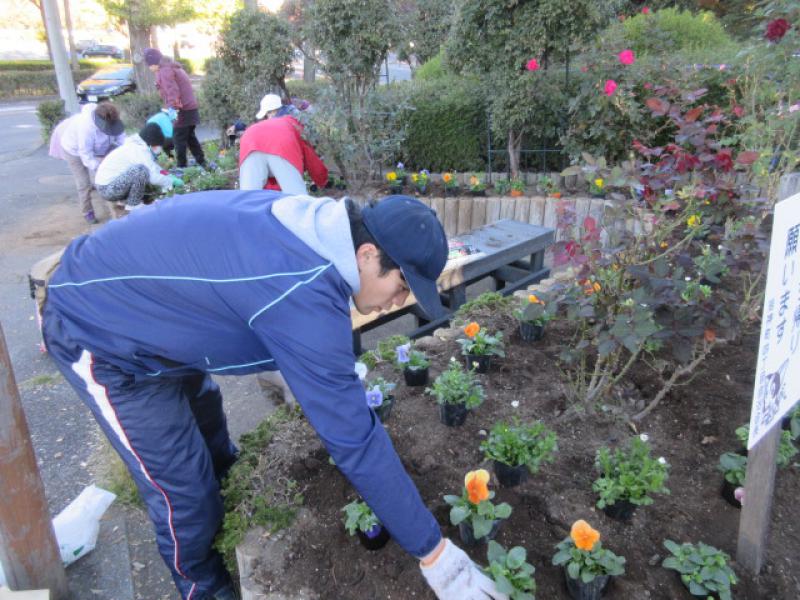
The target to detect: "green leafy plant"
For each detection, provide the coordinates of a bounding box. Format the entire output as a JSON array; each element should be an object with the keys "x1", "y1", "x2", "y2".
[
  {"x1": 36, "y1": 99, "x2": 66, "y2": 143},
  {"x1": 426, "y1": 359, "x2": 484, "y2": 408},
  {"x1": 718, "y1": 451, "x2": 747, "y2": 487},
  {"x1": 342, "y1": 500, "x2": 380, "y2": 535},
  {"x1": 454, "y1": 291, "x2": 512, "y2": 318},
  {"x1": 458, "y1": 322, "x2": 505, "y2": 357},
  {"x1": 537, "y1": 175, "x2": 556, "y2": 195},
  {"x1": 485, "y1": 541, "x2": 536, "y2": 600},
  {"x1": 552, "y1": 520, "x2": 625, "y2": 584},
  {"x1": 693, "y1": 245, "x2": 729, "y2": 284},
  {"x1": 514, "y1": 292, "x2": 557, "y2": 327},
  {"x1": 493, "y1": 178, "x2": 511, "y2": 195},
  {"x1": 481, "y1": 419, "x2": 558, "y2": 472},
  {"x1": 395, "y1": 342, "x2": 430, "y2": 370},
  {"x1": 358, "y1": 350, "x2": 379, "y2": 370},
  {"x1": 789, "y1": 403, "x2": 800, "y2": 439},
  {"x1": 468, "y1": 173, "x2": 486, "y2": 192},
  {"x1": 444, "y1": 469, "x2": 512, "y2": 539},
  {"x1": 593, "y1": 436, "x2": 670, "y2": 508},
  {"x1": 376, "y1": 334, "x2": 411, "y2": 361},
  {"x1": 510, "y1": 178, "x2": 525, "y2": 193},
  {"x1": 411, "y1": 169, "x2": 430, "y2": 192},
  {"x1": 735, "y1": 424, "x2": 798, "y2": 467},
  {"x1": 662, "y1": 539, "x2": 737, "y2": 600}
]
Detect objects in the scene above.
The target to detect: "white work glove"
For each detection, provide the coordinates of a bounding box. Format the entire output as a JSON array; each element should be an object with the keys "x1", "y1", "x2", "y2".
[{"x1": 421, "y1": 539, "x2": 508, "y2": 600}]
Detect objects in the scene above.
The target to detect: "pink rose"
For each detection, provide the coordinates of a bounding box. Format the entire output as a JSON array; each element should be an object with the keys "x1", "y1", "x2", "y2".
[
  {"x1": 604, "y1": 79, "x2": 618, "y2": 96},
  {"x1": 526, "y1": 58, "x2": 540, "y2": 71},
  {"x1": 618, "y1": 49, "x2": 635, "y2": 65}
]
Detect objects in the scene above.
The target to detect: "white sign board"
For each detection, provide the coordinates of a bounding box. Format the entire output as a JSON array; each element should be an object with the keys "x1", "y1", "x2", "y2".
[{"x1": 748, "y1": 193, "x2": 800, "y2": 448}]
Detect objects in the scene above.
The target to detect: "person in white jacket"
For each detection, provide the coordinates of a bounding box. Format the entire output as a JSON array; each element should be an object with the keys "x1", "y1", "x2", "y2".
[
  {"x1": 49, "y1": 102, "x2": 125, "y2": 224},
  {"x1": 95, "y1": 123, "x2": 182, "y2": 213}
]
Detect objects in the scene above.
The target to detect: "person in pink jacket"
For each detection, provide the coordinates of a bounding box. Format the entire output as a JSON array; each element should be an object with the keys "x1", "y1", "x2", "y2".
[
  {"x1": 144, "y1": 48, "x2": 205, "y2": 169},
  {"x1": 238, "y1": 93, "x2": 328, "y2": 194}
]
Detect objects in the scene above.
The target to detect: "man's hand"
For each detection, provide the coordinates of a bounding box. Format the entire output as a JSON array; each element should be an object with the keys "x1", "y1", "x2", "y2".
[{"x1": 420, "y1": 539, "x2": 508, "y2": 600}]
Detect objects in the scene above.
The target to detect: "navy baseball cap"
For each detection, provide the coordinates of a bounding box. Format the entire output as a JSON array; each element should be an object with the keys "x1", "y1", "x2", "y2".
[{"x1": 361, "y1": 195, "x2": 448, "y2": 319}]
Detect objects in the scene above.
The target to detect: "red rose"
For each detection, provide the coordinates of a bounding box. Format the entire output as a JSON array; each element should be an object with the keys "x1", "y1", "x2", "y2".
[{"x1": 765, "y1": 18, "x2": 790, "y2": 42}]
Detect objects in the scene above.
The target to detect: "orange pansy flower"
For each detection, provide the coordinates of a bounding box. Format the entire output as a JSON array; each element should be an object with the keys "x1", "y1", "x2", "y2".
[
  {"x1": 570, "y1": 519, "x2": 600, "y2": 551},
  {"x1": 443, "y1": 173, "x2": 453, "y2": 183},
  {"x1": 465, "y1": 469, "x2": 490, "y2": 504},
  {"x1": 593, "y1": 282, "x2": 601, "y2": 293},
  {"x1": 464, "y1": 322, "x2": 480, "y2": 338},
  {"x1": 528, "y1": 294, "x2": 543, "y2": 305}
]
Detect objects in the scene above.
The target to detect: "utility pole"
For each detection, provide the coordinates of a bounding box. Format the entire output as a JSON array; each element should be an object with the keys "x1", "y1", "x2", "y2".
[
  {"x1": 0, "y1": 323, "x2": 69, "y2": 599},
  {"x1": 42, "y1": 0, "x2": 78, "y2": 114},
  {"x1": 62, "y1": 0, "x2": 79, "y2": 71}
]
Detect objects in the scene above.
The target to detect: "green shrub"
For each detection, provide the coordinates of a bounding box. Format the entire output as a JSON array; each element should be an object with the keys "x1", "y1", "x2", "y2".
[
  {"x1": 0, "y1": 59, "x2": 113, "y2": 71},
  {"x1": 415, "y1": 50, "x2": 447, "y2": 81},
  {"x1": 174, "y1": 57, "x2": 194, "y2": 75},
  {"x1": 286, "y1": 79, "x2": 330, "y2": 104},
  {"x1": 36, "y1": 99, "x2": 66, "y2": 143},
  {"x1": 613, "y1": 8, "x2": 736, "y2": 58},
  {"x1": 114, "y1": 92, "x2": 163, "y2": 129},
  {"x1": 0, "y1": 69, "x2": 94, "y2": 99},
  {"x1": 400, "y1": 75, "x2": 487, "y2": 171}
]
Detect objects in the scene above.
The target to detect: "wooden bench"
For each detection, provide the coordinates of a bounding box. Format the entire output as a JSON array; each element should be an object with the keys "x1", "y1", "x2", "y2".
[{"x1": 351, "y1": 219, "x2": 554, "y2": 354}]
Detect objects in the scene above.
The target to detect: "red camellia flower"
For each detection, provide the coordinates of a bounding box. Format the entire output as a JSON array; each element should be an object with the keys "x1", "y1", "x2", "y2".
[
  {"x1": 526, "y1": 58, "x2": 540, "y2": 71},
  {"x1": 604, "y1": 79, "x2": 618, "y2": 96},
  {"x1": 715, "y1": 150, "x2": 734, "y2": 172},
  {"x1": 765, "y1": 18, "x2": 790, "y2": 42},
  {"x1": 618, "y1": 49, "x2": 635, "y2": 65},
  {"x1": 642, "y1": 7, "x2": 650, "y2": 14}
]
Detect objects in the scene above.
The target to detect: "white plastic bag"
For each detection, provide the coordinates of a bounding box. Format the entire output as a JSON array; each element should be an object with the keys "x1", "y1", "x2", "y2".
[{"x1": 52, "y1": 484, "x2": 116, "y2": 565}]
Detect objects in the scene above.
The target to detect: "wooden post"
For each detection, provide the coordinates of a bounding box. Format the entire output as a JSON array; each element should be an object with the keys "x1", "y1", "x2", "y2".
[
  {"x1": 737, "y1": 425, "x2": 781, "y2": 573},
  {"x1": 0, "y1": 323, "x2": 69, "y2": 597}
]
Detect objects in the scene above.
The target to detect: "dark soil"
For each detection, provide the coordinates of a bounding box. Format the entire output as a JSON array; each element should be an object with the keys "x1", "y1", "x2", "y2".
[{"x1": 252, "y1": 311, "x2": 800, "y2": 599}]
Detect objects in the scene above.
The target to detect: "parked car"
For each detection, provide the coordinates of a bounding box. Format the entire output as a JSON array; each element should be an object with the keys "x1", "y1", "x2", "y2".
[
  {"x1": 76, "y1": 64, "x2": 136, "y2": 102},
  {"x1": 80, "y1": 44, "x2": 124, "y2": 59}
]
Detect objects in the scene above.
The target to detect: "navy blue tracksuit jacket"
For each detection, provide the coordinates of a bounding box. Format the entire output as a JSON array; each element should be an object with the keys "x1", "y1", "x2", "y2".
[{"x1": 42, "y1": 190, "x2": 441, "y2": 599}]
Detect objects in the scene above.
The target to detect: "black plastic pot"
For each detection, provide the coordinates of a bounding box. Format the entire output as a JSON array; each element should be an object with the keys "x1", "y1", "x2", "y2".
[
  {"x1": 373, "y1": 395, "x2": 394, "y2": 422},
  {"x1": 601, "y1": 499, "x2": 637, "y2": 521},
  {"x1": 439, "y1": 402, "x2": 468, "y2": 427},
  {"x1": 465, "y1": 354, "x2": 492, "y2": 373},
  {"x1": 469, "y1": 190, "x2": 486, "y2": 196},
  {"x1": 458, "y1": 520, "x2": 500, "y2": 546},
  {"x1": 403, "y1": 366, "x2": 429, "y2": 387},
  {"x1": 494, "y1": 461, "x2": 529, "y2": 488},
  {"x1": 519, "y1": 321, "x2": 544, "y2": 342},
  {"x1": 444, "y1": 187, "x2": 461, "y2": 197},
  {"x1": 564, "y1": 571, "x2": 611, "y2": 600},
  {"x1": 720, "y1": 479, "x2": 742, "y2": 509},
  {"x1": 357, "y1": 525, "x2": 391, "y2": 551}
]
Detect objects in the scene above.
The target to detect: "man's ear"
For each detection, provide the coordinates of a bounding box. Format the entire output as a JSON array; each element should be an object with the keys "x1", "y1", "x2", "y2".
[{"x1": 355, "y1": 242, "x2": 378, "y2": 265}]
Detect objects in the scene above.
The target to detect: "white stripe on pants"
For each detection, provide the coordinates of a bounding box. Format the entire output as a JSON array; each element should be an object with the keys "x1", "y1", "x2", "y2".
[{"x1": 239, "y1": 151, "x2": 307, "y2": 194}]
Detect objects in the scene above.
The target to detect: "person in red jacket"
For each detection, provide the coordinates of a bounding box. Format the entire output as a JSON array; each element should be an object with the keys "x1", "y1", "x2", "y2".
[
  {"x1": 238, "y1": 93, "x2": 328, "y2": 194},
  {"x1": 144, "y1": 48, "x2": 205, "y2": 169}
]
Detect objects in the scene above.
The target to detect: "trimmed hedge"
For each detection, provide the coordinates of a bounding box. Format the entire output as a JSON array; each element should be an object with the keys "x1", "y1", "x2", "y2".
[
  {"x1": 36, "y1": 99, "x2": 66, "y2": 143},
  {"x1": 399, "y1": 75, "x2": 487, "y2": 172},
  {"x1": 114, "y1": 92, "x2": 163, "y2": 129},
  {"x1": 0, "y1": 69, "x2": 94, "y2": 99},
  {"x1": 0, "y1": 59, "x2": 115, "y2": 71},
  {"x1": 286, "y1": 79, "x2": 329, "y2": 104}
]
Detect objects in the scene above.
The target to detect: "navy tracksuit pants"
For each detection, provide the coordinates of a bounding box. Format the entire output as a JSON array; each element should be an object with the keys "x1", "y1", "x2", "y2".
[{"x1": 43, "y1": 307, "x2": 237, "y2": 599}]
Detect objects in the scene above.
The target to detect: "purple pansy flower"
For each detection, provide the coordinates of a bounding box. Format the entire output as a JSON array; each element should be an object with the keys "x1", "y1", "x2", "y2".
[
  {"x1": 397, "y1": 162, "x2": 405, "y2": 170},
  {"x1": 366, "y1": 387, "x2": 383, "y2": 408},
  {"x1": 396, "y1": 343, "x2": 411, "y2": 364}
]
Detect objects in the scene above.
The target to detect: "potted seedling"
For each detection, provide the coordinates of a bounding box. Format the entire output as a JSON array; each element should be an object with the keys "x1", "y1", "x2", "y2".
[
  {"x1": 509, "y1": 178, "x2": 525, "y2": 197},
  {"x1": 662, "y1": 540, "x2": 737, "y2": 600},
  {"x1": 592, "y1": 435, "x2": 670, "y2": 521},
  {"x1": 365, "y1": 377, "x2": 396, "y2": 422},
  {"x1": 485, "y1": 541, "x2": 537, "y2": 600},
  {"x1": 717, "y1": 451, "x2": 746, "y2": 508},
  {"x1": 588, "y1": 177, "x2": 606, "y2": 198},
  {"x1": 458, "y1": 321, "x2": 505, "y2": 373},
  {"x1": 444, "y1": 469, "x2": 512, "y2": 545},
  {"x1": 395, "y1": 342, "x2": 430, "y2": 386},
  {"x1": 481, "y1": 419, "x2": 558, "y2": 488},
  {"x1": 426, "y1": 359, "x2": 485, "y2": 426},
  {"x1": 736, "y1": 423, "x2": 798, "y2": 467},
  {"x1": 552, "y1": 520, "x2": 625, "y2": 600},
  {"x1": 342, "y1": 500, "x2": 391, "y2": 551},
  {"x1": 442, "y1": 171, "x2": 460, "y2": 196},
  {"x1": 468, "y1": 173, "x2": 487, "y2": 196},
  {"x1": 514, "y1": 293, "x2": 556, "y2": 342},
  {"x1": 411, "y1": 169, "x2": 430, "y2": 194},
  {"x1": 385, "y1": 170, "x2": 403, "y2": 193},
  {"x1": 538, "y1": 175, "x2": 561, "y2": 198},
  {"x1": 493, "y1": 178, "x2": 511, "y2": 196}
]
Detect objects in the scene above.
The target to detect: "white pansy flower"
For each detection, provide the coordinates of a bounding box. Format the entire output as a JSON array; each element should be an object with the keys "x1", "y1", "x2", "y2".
[
  {"x1": 640, "y1": 433, "x2": 650, "y2": 442},
  {"x1": 354, "y1": 361, "x2": 368, "y2": 381},
  {"x1": 511, "y1": 401, "x2": 520, "y2": 408},
  {"x1": 658, "y1": 457, "x2": 667, "y2": 465}
]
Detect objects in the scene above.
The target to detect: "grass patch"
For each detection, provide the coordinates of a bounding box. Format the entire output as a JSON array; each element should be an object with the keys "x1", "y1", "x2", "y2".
[
  {"x1": 215, "y1": 406, "x2": 303, "y2": 575},
  {"x1": 98, "y1": 439, "x2": 143, "y2": 508},
  {"x1": 21, "y1": 373, "x2": 61, "y2": 388},
  {"x1": 454, "y1": 291, "x2": 512, "y2": 319}
]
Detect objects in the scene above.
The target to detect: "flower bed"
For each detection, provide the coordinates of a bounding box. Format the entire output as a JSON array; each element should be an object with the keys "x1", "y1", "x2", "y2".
[{"x1": 232, "y1": 309, "x2": 798, "y2": 599}]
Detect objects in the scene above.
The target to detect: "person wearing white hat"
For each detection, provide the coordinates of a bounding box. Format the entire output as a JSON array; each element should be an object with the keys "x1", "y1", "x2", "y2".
[{"x1": 238, "y1": 94, "x2": 328, "y2": 194}]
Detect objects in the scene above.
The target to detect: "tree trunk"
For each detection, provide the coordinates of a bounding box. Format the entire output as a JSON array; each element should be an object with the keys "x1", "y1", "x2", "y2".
[
  {"x1": 129, "y1": 23, "x2": 156, "y2": 94},
  {"x1": 62, "y1": 0, "x2": 78, "y2": 70},
  {"x1": 508, "y1": 129, "x2": 522, "y2": 179},
  {"x1": 149, "y1": 25, "x2": 159, "y2": 49},
  {"x1": 303, "y1": 42, "x2": 315, "y2": 83},
  {"x1": 42, "y1": 0, "x2": 77, "y2": 113},
  {"x1": 32, "y1": 0, "x2": 54, "y2": 60}
]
